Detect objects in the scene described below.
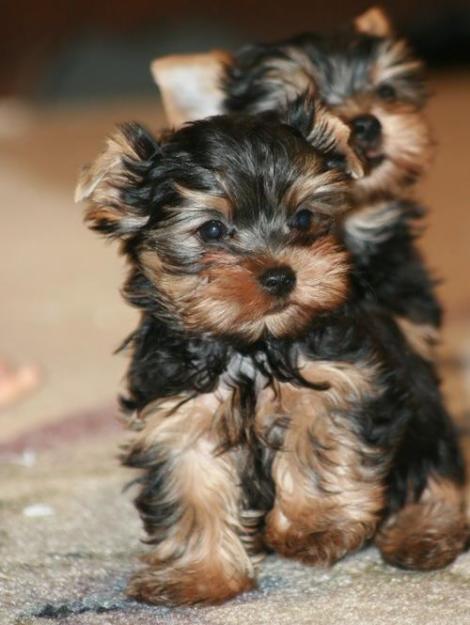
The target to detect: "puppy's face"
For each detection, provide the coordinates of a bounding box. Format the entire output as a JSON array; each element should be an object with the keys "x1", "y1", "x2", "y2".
[
  {"x1": 223, "y1": 9, "x2": 432, "y2": 198},
  {"x1": 77, "y1": 114, "x2": 352, "y2": 342}
]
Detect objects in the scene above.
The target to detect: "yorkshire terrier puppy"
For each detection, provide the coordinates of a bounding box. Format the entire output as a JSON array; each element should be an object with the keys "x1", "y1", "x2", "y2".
[
  {"x1": 150, "y1": 6, "x2": 467, "y2": 572},
  {"x1": 77, "y1": 103, "x2": 466, "y2": 605}
]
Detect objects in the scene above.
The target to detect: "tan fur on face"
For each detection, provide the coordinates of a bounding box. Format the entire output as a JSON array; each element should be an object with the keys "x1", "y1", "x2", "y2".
[
  {"x1": 375, "y1": 477, "x2": 468, "y2": 570},
  {"x1": 259, "y1": 359, "x2": 387, "y2": 565},
  {"x1": 356, "y1": 104, "x2": 433, "y2": 198},
  {"x1": 126, "y1": 390, "x2": 256, "y2": 605},
  {"x1": 138, "y1": 250, "x2": 200, "y2": 320},
  {"x1": 148, "y1": 237, "x2": 350, "y2": 341},
  {"x1": 283, "y1": 168, "x2": 351, "y2": 213},
  {"x1": 332, "y1": 96, "x2": 433, "y2": 200},
  {"x1": 175, "y1": 184, "x2": 233, "y2": 218}
]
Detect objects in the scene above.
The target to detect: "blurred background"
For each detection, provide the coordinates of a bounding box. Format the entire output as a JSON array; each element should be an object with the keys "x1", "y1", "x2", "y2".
[
  {"x1": 2, "y1": 0, "x2": 470, "y2": 439},
  {"x1": 1, "y1": 3, "x2": 470, "y2": 622},
  {"x1": 2, "y1": 0, "x2": 470, "y2": 102}
]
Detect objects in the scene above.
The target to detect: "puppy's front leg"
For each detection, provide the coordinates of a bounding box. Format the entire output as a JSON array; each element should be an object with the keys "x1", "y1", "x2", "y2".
[
  {"x1": 259, "y1": 362, "x2": 386, "y2": 565},
  {"x1": 124, "y1": 393, "x2": 255, "y2": 605}
]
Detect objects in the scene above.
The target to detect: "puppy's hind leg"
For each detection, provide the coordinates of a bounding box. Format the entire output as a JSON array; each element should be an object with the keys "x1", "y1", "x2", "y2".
[
  {"x1": 376, "y1": 395, "x2": 468, "y2": 570},
  {"x1": 376, "y1": 476, "x2": 467, "y2": 571}
]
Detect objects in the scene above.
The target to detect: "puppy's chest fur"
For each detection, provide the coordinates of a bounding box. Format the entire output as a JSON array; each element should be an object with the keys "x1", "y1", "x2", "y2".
[
  {"x1": 127, "y1": 326, "x2": 378, "y2": 440},
  {"x1": 127, "y1": 325, "x2": 383, "y2": 506},
  {"x1": 214, "y1": 349, "x2": 377, "y2": 441},
  {"x1": 208, "y1": 349, "x2": 383, "y2": 505}
]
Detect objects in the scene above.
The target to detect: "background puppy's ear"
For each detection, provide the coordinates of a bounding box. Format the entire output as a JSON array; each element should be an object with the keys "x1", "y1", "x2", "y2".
[
  {"x1": 150, "y1": 50, "x2": 232, "y2": 127},
  {"x1": 354, "y1": 7, "x2": 393, "y2": 38},
  {"x1": 313, "y1": 105, "x2": 365, "y2": 179},
  {"x1": 286, "y1": 95, "x2": 365, "y2": 180},
  {"x1": 75, "y1": 122, "x2": 160, "y2": 237}
]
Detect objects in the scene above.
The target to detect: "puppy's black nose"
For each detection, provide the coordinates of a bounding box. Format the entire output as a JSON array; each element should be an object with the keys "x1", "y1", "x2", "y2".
[
  {"x1": 351, "y1": 114, "x2": 382, "y2": 144},
  {"x1": 259, "y1": 266, "x2": 296, "y2": 297}
]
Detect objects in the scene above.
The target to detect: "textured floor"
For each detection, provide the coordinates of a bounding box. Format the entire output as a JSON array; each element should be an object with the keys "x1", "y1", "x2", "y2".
[
  {"x1": 2, "y1": 431, "x2": 470, "y2": 625},
  {"x1": 1, "y1": 73, "x2": 470, "y2": 625}
]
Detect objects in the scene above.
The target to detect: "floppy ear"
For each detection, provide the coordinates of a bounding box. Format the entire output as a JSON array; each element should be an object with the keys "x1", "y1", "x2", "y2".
[
  {"x1": 150, "y1": 50, "x2": 232, "y2": 127},
  {"x1": 312, "y1": 104, "x2": 365, "y2": 179},
  {"x1": 75, "y1": 122, "x2": 160, "y2": 237},
  {"x1": 354, "y1": 7, "x2": 393, "y2": 38},
  {"x1": 286, "y1": 95, "x2": 365, "y2": 180}
]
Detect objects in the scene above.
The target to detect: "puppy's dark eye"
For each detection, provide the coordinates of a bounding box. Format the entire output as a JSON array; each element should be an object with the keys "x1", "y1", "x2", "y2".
[
  {"x1": 377, "y1": 84, "x2": 397, "y2": 101},
  {"x1": 291, "y1": 209, "x2": 313, "y2": 231},
  {"x1": 198, "y1": 220, "x2": 227, "y2": 241}
]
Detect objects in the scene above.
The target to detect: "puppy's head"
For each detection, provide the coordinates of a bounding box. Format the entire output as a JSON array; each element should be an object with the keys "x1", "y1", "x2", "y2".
[
  {"x1": 76, "y1": 106, "x2": 355, "y2": 342},
  {"x1": 225, "y1": 7, "x2": 432, "y2": 198},
  {"x1": 152, "y1": 8, "x2": 432, "y2": 200}
]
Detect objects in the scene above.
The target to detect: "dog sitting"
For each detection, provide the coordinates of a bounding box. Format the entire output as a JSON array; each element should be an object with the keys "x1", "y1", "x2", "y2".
[
  {"x1": 76, "y1": 102, "x2": 467, "y2": 605},
  {"x1": 150, "y1": 6, "x2": 467, "y2": 573}
]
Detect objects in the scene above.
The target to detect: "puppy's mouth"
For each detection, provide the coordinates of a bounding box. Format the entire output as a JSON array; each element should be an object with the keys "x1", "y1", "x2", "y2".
[
  {"x1": 366, "y1": 152, "x2": 386, "y2": 169},
  {"x1": 356, "y1": 142, "x2": 386, "y2": 171}
]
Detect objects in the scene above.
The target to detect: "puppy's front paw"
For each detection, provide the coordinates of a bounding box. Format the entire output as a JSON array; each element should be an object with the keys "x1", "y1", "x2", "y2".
[
  {"x1": 127, "y1": 562, "x2": 255, "y2": 606},
  {"x1": 264, "y1": 507, "x2": 372, "y2": 565}
]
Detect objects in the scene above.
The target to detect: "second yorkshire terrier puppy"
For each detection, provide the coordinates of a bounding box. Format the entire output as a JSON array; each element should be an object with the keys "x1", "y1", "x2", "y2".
[
  {"x1": 77, "y1": 104, "x2": 466, "y2": 605},
  {"x1": 151, "y1": 8, "x2": 432, "y2": 199},
  {"x1": 150, "y1": 7, "x2": 467, "y2": 573},
  {"x1": 222, "y1": 8, "x2": 432, "y2": 198}
]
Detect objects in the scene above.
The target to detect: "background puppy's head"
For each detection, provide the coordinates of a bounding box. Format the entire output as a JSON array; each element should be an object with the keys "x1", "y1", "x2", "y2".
[
  {"x1": 224, "y1": 7, "x2": 432, "y2": 198},
  {"x1": 152, "y1": 7, "x2": 432, "y2": 200},
  {"x1": 76, "y1": 107, "x2": 355, "y2": 342}
]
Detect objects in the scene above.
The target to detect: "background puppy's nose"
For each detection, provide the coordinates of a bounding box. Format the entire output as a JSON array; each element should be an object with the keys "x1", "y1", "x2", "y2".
[
  {"x1": 259, "y1": 266, "x2": 296, "y2": 297},
  {"x1": 351, "y1": 114, "x2": 382, "y2": 143}
]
